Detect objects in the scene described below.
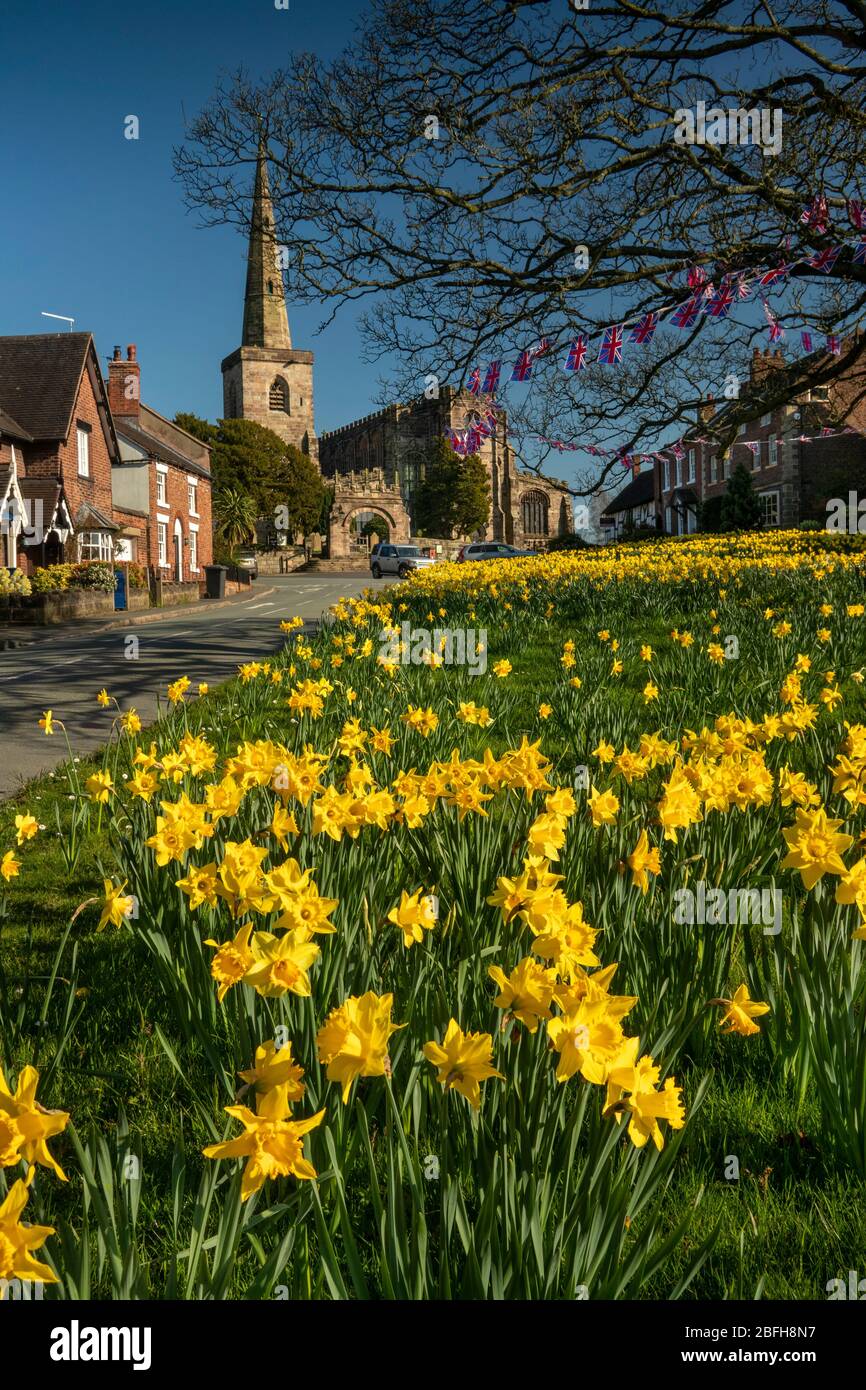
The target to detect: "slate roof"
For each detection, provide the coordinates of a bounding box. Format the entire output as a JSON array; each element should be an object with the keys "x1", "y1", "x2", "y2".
[
  {"x1": 0, "y1": 406, "x2": 32, "y2": 440},
  {"x1": 114, "y1": 416, "x2": 212, "y2": 480},
  {"x1": 600, "y1": 467, "x2": 656, "y2": 518},
  {"x1": 0, "y1": 334, "x2": 93, "y2": 441}
]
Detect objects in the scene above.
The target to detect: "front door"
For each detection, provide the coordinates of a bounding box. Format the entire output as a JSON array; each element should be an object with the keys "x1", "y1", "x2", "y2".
[
  {"x1": 114, "y1": 567, "x2": 127, "y2": 611},
  {"x1": 173, "y1": 532, "x2": 182, "y2": 581}
]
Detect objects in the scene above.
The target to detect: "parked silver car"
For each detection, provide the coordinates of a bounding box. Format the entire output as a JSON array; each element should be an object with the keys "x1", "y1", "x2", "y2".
[
  {"x1": 370, "y1": 543, "x2": 437, "y2": 578},
  {"x1": 456, "y1": 542, "x2": 536, "y2": 562}
]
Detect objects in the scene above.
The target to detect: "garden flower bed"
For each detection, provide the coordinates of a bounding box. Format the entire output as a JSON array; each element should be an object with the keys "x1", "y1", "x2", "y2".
[{"x1": 2, "y1": 529, "x2": 866, "y2": 1300}]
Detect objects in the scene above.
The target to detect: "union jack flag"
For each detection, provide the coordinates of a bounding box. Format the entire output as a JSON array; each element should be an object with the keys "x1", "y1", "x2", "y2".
[
  {"x1": 735, "y1": 275, "x2": 752, "y2": 299},
  {"x1": 450, "y1": 431, "x2": 467, "y2": 456},
  {"x1": 854, "y1": 239, "x2": 866, "y2": 266},
  {"x1": 848, "y1": 200, "x2": 866, "y2": 230},
  {"x1": 800, "y1": 195, "x2": 829, "y2": 233},
  {"x1": 467, "y1": 367, "x2": 481, "y2": 395},
  {"x1": 687, "y1": 265, "x2": 709, "y2": 289},
  {"x1": 564, "y1": 336, "x2": 588, "y2": 372},
  {"x1": 671, "y1": 441, "x2": 685, "y2": 460},
  {"x1": 629, "y1": 312, "x2": 658, "y2": 345},
  {"x1": 821, "y1": 427, "x2": 834, "y2": 437},
  {"x1": 511, "y1": 350, "x2": 533, "y2": 382},
  {"x1": 671, "y1": 295, "x2": 701, "y2": 329},
  {"x1": 481, "y1": 361, "x2": 501, "y2": 394},
  {"x1": 807, "y1": 246, "x2": 842, "y2": 274},
  {"x1": 530, "y1": 337, "x2": 552, "y2": 359},
  {"x1": 801, "y1": 331, "x2": 813, "y2": 353},
  {"x1": 704, "y1": 285, "x2": 735, "y2": 319},
  {"x1": 485, "y1": 410, "x2": 498, "y2": 433},
  {"x1": 762, "y1": 297, "x2": 784, "y2": 342},
  {"x1": 827, "y1": 335, "x2": 841, "y2": 355},
  {"x1": 758, "y1": 262, "x2": 793, "y2": 288},
  {"x1": 465, "y1": 428, "x2": 481, "y2": 454},
  {"x1": 597, "y1": 324, "x2": 624, "y2": 365},
  {"x1": 585, "y1": 445, "x2": 599, "y2": 456}
]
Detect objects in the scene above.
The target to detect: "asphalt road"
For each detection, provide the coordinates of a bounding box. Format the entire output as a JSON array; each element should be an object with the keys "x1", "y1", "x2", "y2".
[{"x1": 0, "y1": 575, "x2": 387, "y2": 797}]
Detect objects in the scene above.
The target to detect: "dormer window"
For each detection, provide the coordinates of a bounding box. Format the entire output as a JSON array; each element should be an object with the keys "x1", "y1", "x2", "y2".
[{"x1": 269, "y1": 378, "x2": 290, "y2": 413}]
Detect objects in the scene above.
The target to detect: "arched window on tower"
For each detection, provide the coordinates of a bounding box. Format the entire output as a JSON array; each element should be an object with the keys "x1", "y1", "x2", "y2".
[
  {"x1": 269, "y1": 378, "x2": 290, "y2": 413},
  {"x1": 521, "y1": 489, "x2": 550, "y2": 537},
  {"x1": 268, "y1": 280, "x2": 274, "y2": 296}
]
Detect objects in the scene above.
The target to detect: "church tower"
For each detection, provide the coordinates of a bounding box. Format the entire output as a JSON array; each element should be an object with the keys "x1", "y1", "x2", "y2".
[{"x1": 221, "y1": 141, "x2": 318, "y2": 464}]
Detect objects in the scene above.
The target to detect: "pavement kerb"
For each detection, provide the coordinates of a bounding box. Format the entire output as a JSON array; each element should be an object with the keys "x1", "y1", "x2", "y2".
[{"x1": 0, "y1": 584, "x2": 276, "y2": 651}]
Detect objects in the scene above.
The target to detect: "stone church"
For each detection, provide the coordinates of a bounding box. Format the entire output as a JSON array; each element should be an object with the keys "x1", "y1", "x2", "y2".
[
  {"x1": 221, "y1": 144, "x2": 318, "y2": 465},
  {"x1": 222, "y1": 147, "x2": 573, "y2": 550}
]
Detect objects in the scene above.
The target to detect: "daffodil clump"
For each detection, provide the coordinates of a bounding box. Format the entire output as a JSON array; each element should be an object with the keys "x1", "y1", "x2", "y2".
[{"x1": 6, "y1": 531, "x2": 866, "y2": 1299}]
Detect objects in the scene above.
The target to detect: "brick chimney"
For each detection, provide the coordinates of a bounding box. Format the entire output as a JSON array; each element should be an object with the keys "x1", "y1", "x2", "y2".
[
  {"x1": 750, "y1": 346, "x2": 771, "y2": 384},
  {"x1": 697, "y1": 392, "x2": 715, "y2": 423},
  {"x1": 108, "y1": 344, "x2": 141, "y2": 419}
]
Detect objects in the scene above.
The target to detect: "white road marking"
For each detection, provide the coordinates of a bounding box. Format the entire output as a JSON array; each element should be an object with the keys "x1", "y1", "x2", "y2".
[{"x1": 247, "y1": 602, "x2": 276, "y2": 610}]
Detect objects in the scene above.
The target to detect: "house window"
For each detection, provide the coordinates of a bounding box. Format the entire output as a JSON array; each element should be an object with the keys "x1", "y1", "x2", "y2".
[
  {"x1": 759, "y1": 490, "x2": 780, "y2": 527},
  {"x1": 668, "y1": 460, "x2": 676, "y2": 490},
  {"x1": 269, "y1": 378, "x2": 289, "y2": 412},
  {"x1": 769, "y1": 437, "x2": 779, "y2": 467},
  {"x1": 724, "y1": 451, "x2": 732, "y2": 478},
  {"x1": 188, "y1": 480, "x2": 198, "y2": 515},
  {"x1": 688, "y1": 449, "x2": 696, "y2": 483},
  {"x1": 156, "y1": 470, "x2": 167, "y2": 506},
  {"x1": 77, "y1": 426, "x2": 91, "y2": 477},
  {"x1": 77, "y1": 530, "x2": 113, "y2": 561},
  {"x1": 680, "y1": 458, "x2": 688, "y2": 486},
  {"x1": 158, "y1": 521, "x2": 168, "y2": 567},
  {"x1": 189, "y1": 528, "x2": 198, "y2": 572},
  {"x1": 761, "y1": 413, "x2": 772, "y2": 426}
]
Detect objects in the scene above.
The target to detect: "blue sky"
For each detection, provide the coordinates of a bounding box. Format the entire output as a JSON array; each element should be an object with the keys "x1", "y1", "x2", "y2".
[{"x1": 0, "y1": 0, "x2": 378, "y2": 434}]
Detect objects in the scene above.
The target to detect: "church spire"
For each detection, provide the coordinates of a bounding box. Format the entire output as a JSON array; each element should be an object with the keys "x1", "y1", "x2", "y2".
[{"x1": 242, "y1": 140, "x2": 292, "y2": 350}]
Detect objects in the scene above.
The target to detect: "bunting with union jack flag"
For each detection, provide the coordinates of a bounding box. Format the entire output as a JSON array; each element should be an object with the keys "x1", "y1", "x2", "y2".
[
  {"x1": 703, "y1": 284, "x2": 735, "y2": 319},
  {"x1": 827, "y1": 335, "x2": 841, "y2": 355},
  {"x1": 807, "y1": 246, "x2": 842, "y2": 274},
  {"x1": 848, "y1": 200, "x2": 866, "y2": 230},
  {"x1": 564, "y1": 336, "x2": 588, "y2": 372},
  {"x1": 801, "y1": 331, "x2": 813, "y2": 353},
  {"x1": 510, "y1": 350, "x2": 533, "y2": 382},
  {"x1": 801, "y1": 194, "x2": 829, "y2": 233},
  {"x1": 481, "y1": 361, "x2": 501, "y2": 394},
  {"x1": 671, "y1": 295, "x2": 702, "y2": 329},
  {"x1": 628, "y1": 312, "x2": 658, "y2": 344},
  {"x1": 854, "y1": 239, "x2": 866, "y2": 266},
  {"x1": 597, "y1": 324, "x2": 624, "y2": 365},
  {"x1": 467, "y1": 367, "x2": 481, "y2": 395}
]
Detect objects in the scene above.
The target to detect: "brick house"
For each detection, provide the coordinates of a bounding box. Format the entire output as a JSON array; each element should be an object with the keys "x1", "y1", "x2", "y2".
[
  {"x1": 0, "y1": 407, "x2": 31, "y2": 569},
  {"x1": 599, "y1": 466, "x2": 656, "y2": 541},
  {"x1": 109, "y1": 346, "x2": 213, "y2": 581},
  {"x1": 0, "y1": 333, "x2": 119, "y2": 572},
  {"x1": 656, "y1": 343, "x2": 866, "y2": 533}
]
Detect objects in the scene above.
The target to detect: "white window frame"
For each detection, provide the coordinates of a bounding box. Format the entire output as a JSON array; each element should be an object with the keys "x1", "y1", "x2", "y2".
[
  {"x1": 688, "y1": 449, "x2": 696, "y2": 484},
  {"x1": 156, "y1": 463, "x2": 168, "y2": 507},
  {"x1": 769, "y1": 436, "x2": 779, "y2": 467},
  {"x1": 187, "y1": 476, "x2": 198, "y2": 517},
  {"x1": 189, "y1": 521, "x2": 199, "y2": 574},
  {"x1": 761, "y1": 412, "x2": 772, "y2": 426},
  {"x1": 77, "y1": 425, "x2": 91, "y2": 478},
  {"x1": 759, "y1": 490, "x2": 780, "y2": 528},
  {"x1": 157, "y1": 520, "x2": 168, "y2": 568},
  {"x1": 77, "y1": 530, "x2": 113, "y2": 562},
  {"x1": 668, "y1": 460, "x2": 676, "y2": 490}
]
